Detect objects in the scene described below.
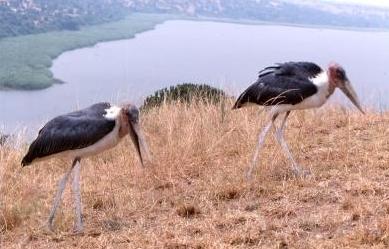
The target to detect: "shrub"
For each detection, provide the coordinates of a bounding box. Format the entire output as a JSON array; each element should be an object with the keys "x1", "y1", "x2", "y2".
[
  {"x1": 141, "y1": 83, "x2": 227, "y2": 110},
  {"x1": 0, "y1": 134, "x2": 10, "y2": 146}
]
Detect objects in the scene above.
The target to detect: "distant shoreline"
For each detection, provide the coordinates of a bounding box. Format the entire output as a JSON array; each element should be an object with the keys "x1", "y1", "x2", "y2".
[
  {"x1": 1, "y1": 13, "x2": 388, "y2": 91},
  {"x1": 196, "y1": 16, "x2": 389, "y2": 33}
]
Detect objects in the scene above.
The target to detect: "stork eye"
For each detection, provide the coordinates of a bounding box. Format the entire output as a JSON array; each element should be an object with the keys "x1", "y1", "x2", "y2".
[
  {"x1": 127, "y1": 106, "x2": 139, "y2": 122},
  {"x1": 337, "y1": 68, "x2": 346, "y2": 80}
]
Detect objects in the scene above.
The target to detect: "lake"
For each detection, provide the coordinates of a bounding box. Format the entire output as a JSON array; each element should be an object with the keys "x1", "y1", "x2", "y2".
[{"x1": 1, "y1": 20, "x2": 388, "y2": 135}]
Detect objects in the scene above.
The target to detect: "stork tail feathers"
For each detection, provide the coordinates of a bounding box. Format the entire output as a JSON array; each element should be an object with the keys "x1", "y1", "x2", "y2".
[
  {"x1": 232, "y1": 100, "x2": 243, "y2": 109},
  {"x1": 232, "y1": 87, "x2": 252, "y2": 110},
  {"x1": 21, "y1": 153, "x2": 33, "y2": 167}
]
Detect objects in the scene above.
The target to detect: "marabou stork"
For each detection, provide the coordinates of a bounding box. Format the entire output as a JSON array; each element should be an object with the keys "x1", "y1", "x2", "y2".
[
  {"x1": 233, "y1": 61, "x2": 364, "y2": 178},
  {"x1": 21, "y1": 102, "x2": 150, "y2": 233}
]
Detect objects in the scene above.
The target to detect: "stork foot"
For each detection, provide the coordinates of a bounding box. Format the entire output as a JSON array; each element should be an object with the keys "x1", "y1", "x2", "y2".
[
  {"x1": 292, "y1": 167, "x2": 311, "y2": 178},
  {"x1": 43, "y1": 222, "x2": 55, "y2": 234},
  {"x1": 73, "y1": 227, "x2": 84, "y2": 235},
  {"x1": 245, "y1": 168, "x2": 254, "y2": 181},
  {"x1": 73, "y1": 223, "x2": 84, "y2": 234}
]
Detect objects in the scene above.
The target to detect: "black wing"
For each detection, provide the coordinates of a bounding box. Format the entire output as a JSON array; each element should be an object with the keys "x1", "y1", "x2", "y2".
[
  {"x1": 259, "y1": 61, "x2": 322, "y2": 78},
  {"x1": 22, "y1": 102, "x2": 116, "y2": 166},
  {"x1": 233, "y1": 62, "x2": 321, "y2": 109}
]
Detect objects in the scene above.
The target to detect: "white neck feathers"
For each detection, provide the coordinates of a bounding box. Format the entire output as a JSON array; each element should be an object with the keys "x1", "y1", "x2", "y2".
[
  {"x1": 104, "y1": 106, "x2": 122, "y2": 120},
  {"x1": 310, "y1": 71, "x2": 329, "y2": 88}
]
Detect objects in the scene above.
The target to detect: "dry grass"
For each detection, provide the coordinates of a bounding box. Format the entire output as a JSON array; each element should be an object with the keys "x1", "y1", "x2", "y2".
[{"x1": 0, "y1": 100, "x2": 388, "y2": 248}]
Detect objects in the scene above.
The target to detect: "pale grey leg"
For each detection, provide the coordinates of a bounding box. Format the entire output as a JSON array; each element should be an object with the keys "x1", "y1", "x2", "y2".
[
  {"x1": 277, "y1": 111, "x2": 290, "y2": 133},
  {"x1": 273, "y1": 111, "x2": 305, "y2": 176},
  {"x1": 71, "y1": 159, "x2": 83, "y2": 233},
  {"x1": 246, "y1": 115, "x2": 277, "y2": 179},
  {"x1": 47, "y1": 159, "x2": 77, "y2": 231}
]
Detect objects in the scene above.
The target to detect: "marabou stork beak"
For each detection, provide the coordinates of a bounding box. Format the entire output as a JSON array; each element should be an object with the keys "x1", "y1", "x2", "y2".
[
  {"x1": 339, "y1": 80, "x2": 365, "y2": 114},
  {"x1": 129, "y1": 119, "x2": 151, "y2": 167}
]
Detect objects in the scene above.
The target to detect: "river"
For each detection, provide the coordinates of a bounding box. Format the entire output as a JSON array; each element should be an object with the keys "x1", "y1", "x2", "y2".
[{"x1": 1, "y1": 20, "x2": 388, "y2": 135}]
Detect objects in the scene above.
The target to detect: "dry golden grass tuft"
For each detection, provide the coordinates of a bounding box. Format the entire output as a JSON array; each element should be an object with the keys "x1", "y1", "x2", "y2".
[{"x1": 0, "y1": 99, "x2": 388, "y2": 248}]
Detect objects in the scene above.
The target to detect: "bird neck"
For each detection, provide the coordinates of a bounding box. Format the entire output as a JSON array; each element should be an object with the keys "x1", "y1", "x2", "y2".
[
  {"x1": 326, "y1": 70, "x2": 337, "y2": 98},
  {"x1": 118, "y1": 109, "x2": 130, "y2": 138}
]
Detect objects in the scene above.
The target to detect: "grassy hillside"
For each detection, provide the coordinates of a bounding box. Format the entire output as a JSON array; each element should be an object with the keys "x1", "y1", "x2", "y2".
[
  {"x1": 1, "y1": 100, "x2": 388, "y2": 248},
  {"x1": 0, "y1": 13, "x2": 173, "y2": 90}
]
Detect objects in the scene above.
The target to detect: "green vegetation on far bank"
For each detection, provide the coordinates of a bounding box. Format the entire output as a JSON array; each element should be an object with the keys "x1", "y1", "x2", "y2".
[
  {"x1": 0, "y1": 0, "x2": 128, "y2": 39},
  {"x1": 0, "y1": 13, "x2": 175, "y2": 90}
]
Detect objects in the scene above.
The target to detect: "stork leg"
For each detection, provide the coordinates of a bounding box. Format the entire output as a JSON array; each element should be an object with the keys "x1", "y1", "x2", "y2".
[
  {"x1": 47, "y1": 159, "x2": 78, "y2": 231},
  {"x1": 273, "y1": 111, "x2": 304, "y2": 176},
  {"x1": 246, "y1": 114, "x2": 277, "y2": 179},
  {"x1": 71, "y1": 158, "x2": 83, "y2": 233}
]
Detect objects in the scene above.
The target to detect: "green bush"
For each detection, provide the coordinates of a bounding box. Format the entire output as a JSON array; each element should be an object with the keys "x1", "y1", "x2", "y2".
[{"x1": 141, "y1": 83, "x2": 227, "y2": 110}]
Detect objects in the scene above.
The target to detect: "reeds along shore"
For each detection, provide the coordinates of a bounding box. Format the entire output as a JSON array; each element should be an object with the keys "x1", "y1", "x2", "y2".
[{"x1": 0, "y1": 99, "x2": 388, "y2": 248}]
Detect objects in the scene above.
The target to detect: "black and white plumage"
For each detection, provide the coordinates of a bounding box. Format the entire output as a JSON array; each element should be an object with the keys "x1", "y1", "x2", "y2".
[
  {"x1": 233, "y1": 61, "x2": 364, "y2": 178},
  {"x1": 233, "y1": 62, "x2": 322, "y2": 107},
  {"x1": 22, "y1": 102, "x2": 150, "y2": 233}
]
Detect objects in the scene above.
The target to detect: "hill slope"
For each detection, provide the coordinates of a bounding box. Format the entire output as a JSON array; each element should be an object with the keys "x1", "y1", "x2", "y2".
[{"x1": 1, "y1": 101, "x2": 388, "y2": 248}]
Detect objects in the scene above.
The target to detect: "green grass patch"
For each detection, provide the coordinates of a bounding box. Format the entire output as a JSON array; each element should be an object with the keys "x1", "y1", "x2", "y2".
[{"x1": 0, "y1": 13, "x2": 175, "y2": 90}]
